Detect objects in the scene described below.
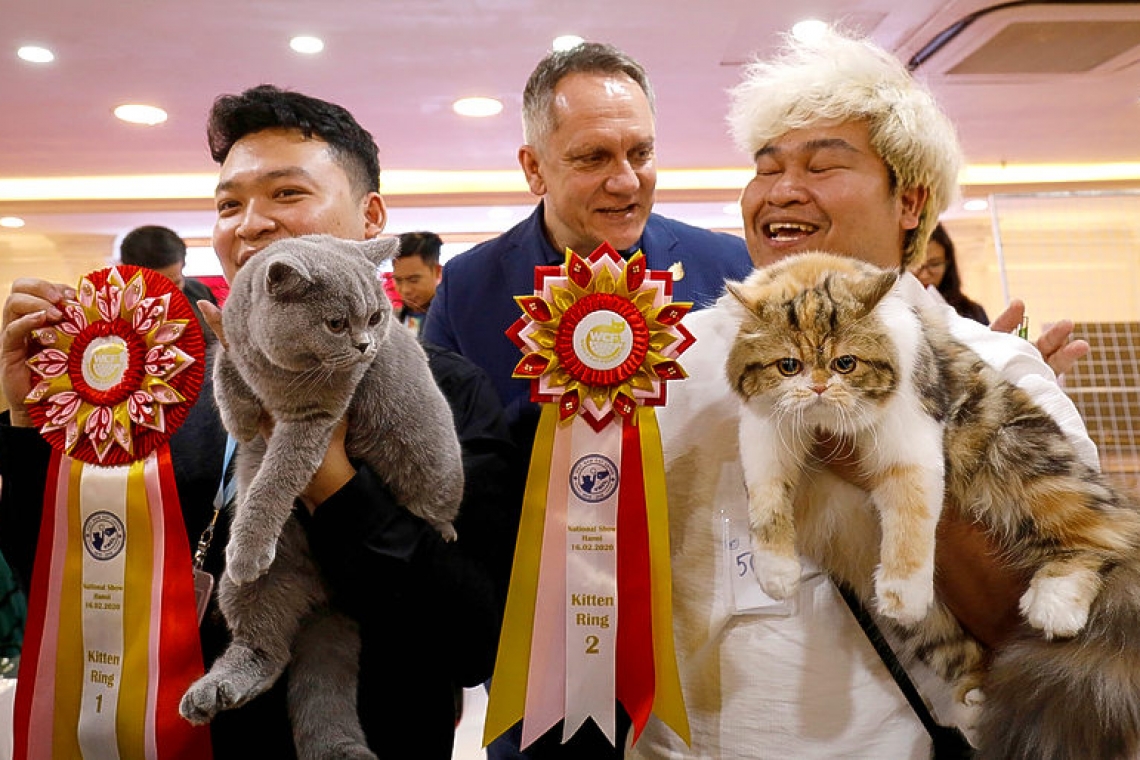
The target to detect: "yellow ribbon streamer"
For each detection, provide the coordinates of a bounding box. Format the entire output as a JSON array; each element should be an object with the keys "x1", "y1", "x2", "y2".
[{"x1": 484, "y1": 405, "x2": 559, "y2": 745}]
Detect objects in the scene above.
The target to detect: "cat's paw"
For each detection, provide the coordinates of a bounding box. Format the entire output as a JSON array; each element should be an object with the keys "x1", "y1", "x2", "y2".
[
  {"x1": 751, "y1": 549, "x2": 801, "y2": 600},
  {"x1": 874, "y1": 574, "x2": 934, "y2": 627},
  {"x1": 945, "y1": 688, "x2": 985, "y2": 736},
  {"x1": 1019, "y1": 574, "x2": 1092, "y2": 638},
  {"x1": 180, "y1": 672, "x2": 246, "y2": 725},
  {"x1": 224, "y1": 540, "x2": 276, "y2": 585},
  {"x1": 435, "y1": 522, "x2": 457, "y2": 543}
]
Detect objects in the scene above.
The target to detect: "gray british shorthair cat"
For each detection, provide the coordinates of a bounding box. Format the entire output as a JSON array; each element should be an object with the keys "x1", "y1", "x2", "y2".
[{"x1": 179, "y1": 234, "x2": 463, "y2": 760}]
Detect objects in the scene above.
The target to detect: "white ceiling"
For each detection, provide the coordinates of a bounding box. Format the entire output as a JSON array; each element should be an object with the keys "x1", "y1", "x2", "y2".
[{"x1": 3, "y1": 0, "x2": 1140, "y2": 246}]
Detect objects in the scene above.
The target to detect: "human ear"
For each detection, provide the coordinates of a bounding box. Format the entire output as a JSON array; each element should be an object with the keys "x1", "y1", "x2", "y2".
[
  {"x1": 898, "y1": 185, "x2": 929, "y2": 230},
  {"x1": 363, "y1": 192, "x2": 388, "y2": 238},
  {"x1": 518, "y1": 145, "x2": 546, "y2": 197}
]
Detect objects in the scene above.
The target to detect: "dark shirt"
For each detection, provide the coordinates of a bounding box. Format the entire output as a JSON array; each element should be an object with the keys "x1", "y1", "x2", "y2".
[{"x1": 0, "y1": 344, "x2": 521, "y2": 759}]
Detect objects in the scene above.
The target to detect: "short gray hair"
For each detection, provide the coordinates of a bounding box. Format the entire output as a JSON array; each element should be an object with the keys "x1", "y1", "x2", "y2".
[
  {"x1": 522, "y1": 42, "x2": 655, "y2": 147},
  {"x1": 727, "y1": 26, "x2": 962, "y2": 268}
]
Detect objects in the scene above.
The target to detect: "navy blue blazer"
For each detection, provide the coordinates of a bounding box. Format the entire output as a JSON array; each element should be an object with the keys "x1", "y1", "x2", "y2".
[{"x1": 424, "y1": 202, "x2": 753, "y2": 445}]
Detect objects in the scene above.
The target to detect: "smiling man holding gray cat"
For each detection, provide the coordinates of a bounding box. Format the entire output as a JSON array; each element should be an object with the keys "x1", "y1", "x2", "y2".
[{"x1": 0, "y1": 85, "x2": 520, "y2": 758}]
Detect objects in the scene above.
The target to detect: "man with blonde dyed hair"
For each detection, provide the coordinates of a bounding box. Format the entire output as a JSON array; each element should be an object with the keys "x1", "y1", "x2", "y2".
[{"x1": 630, "y1": 27, "x2": 1095, "y2": 759}]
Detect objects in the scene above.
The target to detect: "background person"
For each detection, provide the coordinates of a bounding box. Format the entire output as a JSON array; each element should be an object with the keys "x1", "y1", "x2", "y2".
[
  {"x1": 120, "y1": 224, "x2": 220, "y2": 341},
  {"x1": 425, "y1": 41, "x2": 753, "y2": 451},
  {"x1": 393, "y1": 230, "x2": 444, "y2": 338},
  {"x1": 911, "y1": 222, "x2": 989, "y2": 325},
  {"x1": 424, "y1": 41, "x2": 753, "y2": 758}
]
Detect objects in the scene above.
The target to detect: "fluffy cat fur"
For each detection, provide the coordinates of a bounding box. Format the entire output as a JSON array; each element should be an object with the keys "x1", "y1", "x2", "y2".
[
  {"x1": 179, "y1": 234, "x2": 463, "y2": 760},
  {"x1": 723, "y1": 251, "x2": 1140, "y2": 760}
]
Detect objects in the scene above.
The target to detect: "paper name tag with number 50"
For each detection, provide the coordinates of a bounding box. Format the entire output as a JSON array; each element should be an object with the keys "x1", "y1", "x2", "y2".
[{"x1": 721, "y1": 516, "x2": 797, "y2": 616}]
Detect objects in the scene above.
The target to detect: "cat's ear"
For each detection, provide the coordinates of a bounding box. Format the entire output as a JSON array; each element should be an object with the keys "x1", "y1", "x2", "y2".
[
  {"x1": 722, "y1": 280, "x2": 759, "y2": 317},
  {"x1": 359, "y1": 236, "x2": 401, "y2": 266},
  {"x1": 850, "y1": 269, "x2": 899, "y2": 314},
  {"x1": 265, "y1": 257, "x2": 312, "y2": 299}
]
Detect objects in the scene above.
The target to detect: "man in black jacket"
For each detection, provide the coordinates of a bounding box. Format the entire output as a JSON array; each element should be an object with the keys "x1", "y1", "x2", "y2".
[{"x1": 0, "y1": 85, "x2": 521, "y2": 759}]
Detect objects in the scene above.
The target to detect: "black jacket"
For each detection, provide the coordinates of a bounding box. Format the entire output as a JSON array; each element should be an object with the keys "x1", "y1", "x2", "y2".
[{"x1": 0, "y1": 343, "x2": 522, "y2": 759}]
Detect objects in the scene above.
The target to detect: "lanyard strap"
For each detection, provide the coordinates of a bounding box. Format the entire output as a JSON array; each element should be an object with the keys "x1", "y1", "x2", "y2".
[
  {"x1": 192, "y1": 436, "x2": 237, "y2": 571},
  {"x1": 835, "y1": 581, "x2": 975, "y2": 759}
]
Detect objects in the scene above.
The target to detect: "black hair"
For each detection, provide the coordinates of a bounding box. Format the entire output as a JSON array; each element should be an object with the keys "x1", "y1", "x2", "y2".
[
  {"x1": 119, "y1": 225, "x2": 186, "y2": 268},
  {"x1": 396, "y1": 231, "x2": 443, "y2": 267},
  {"x1": 206, "y1": 84, "x2": 380, "y2": 198},
  {"x1": 930, "y1": 223, "x2": 989, "y2": 325}
]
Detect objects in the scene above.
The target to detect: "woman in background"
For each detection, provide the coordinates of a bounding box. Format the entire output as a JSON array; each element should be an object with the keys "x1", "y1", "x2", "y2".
[{"x1": 913, "y1": 222, "x2": 990, "y2": 325}]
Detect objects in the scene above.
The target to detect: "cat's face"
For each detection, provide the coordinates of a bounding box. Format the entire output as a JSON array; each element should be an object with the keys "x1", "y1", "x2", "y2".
[
  {"x1": 238, "y1": 236, "x2": 393, "y2": 374},
  {"x1": 725, "y1": 252, "x2": 900, "y2": 434}
]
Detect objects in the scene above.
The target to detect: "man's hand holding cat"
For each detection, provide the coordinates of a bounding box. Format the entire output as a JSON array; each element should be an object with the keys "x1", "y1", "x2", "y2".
[
  {"x1": 1, "y1": 279, "x2": 76, "y2": 428},
  {"x1": 991, "y1": 299, "x2": 1089, "y2": 376},
  {"x1": 297, "y1": 417, "x2": 353, "y2": 514}
]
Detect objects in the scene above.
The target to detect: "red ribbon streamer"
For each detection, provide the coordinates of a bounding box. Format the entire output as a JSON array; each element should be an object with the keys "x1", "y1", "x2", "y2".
[{"x1": 616, "y1": 420, "x2": 655, "y2": 741}]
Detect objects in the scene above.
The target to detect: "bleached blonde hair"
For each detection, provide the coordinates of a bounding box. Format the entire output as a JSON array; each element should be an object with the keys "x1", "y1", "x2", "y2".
[{"x1": 727, "y1": 26, "x2": 962, "y2": 268}]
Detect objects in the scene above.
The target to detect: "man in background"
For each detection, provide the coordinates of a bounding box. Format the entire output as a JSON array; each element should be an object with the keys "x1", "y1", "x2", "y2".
[
  {"x1": 119, "y1": 224, "x2": 219, "y2": 341},
  {"x1": 393, "y1": 230, "x2": 444, "y2": 338},
  {"x1": 425, "y1": 42, "x2": 753, "y2": 452},
  {"x1": 424, "y1": 41, "x2": 753, "y2": 758}
]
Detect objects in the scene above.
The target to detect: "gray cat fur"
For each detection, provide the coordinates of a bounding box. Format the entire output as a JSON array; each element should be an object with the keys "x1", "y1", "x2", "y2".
[{"x1": 179, "y1": 234, "x2": 463, "y2": 760}]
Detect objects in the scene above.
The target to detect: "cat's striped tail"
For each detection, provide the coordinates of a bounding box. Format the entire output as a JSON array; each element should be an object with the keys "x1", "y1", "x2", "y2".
[{"x1": 975, "y1": 555, "x2": 1140, "y2": 760}]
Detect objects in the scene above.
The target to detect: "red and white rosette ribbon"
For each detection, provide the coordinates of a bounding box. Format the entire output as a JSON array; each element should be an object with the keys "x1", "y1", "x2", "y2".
[
  {"x1": 15, "y1": 265, "x2": 212, "y2": 759},
  {"x1": 485, "y1": 243, "x2": 693, "y2": 749}
]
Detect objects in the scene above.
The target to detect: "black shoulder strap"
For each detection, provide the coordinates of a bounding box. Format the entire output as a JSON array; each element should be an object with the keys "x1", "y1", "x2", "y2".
[{"x1": 835, "y1": 582, "x2": 975, "y2": 759}]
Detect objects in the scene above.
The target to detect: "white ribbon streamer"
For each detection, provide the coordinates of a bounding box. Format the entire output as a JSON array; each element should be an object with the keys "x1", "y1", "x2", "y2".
[
  {"x1": 563, "y1": 417, "x2": 619, "y2": 743},
  {"x1": 76, "y1": 463, "x2": 130, "y2": 760}
]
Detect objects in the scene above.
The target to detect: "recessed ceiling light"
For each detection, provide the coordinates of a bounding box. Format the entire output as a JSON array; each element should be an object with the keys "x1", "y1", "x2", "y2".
[
  {"x1": 553, "y1": 35, "x2": 584, "y2": 52},
  {"x1": 0, "y1": 216, "x2": 26, "y2": 228},
  {"x1": 791, "y1": 19, "x2": 829, "y2": 43},
  {"x1": 290, "y1": 35, "x2": 325, "y2": 55},
  {"x1": 963, "y1": 199, "x2": 989, "y2": 212},
  {"x1": 113, "y1": 104, "x2": 168, "y2": 126},
  {"x1": 17, "y1": 45, "x2": 54, "y2": 64},
  {"x1": 453, "y1": 97, "x2": 503, "y2": 118}
]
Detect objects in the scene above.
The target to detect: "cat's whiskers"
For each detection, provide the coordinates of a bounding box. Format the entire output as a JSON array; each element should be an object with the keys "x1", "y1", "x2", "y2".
[{"x1": 284, "y1": 364, "x2": 336, "y2": 396}]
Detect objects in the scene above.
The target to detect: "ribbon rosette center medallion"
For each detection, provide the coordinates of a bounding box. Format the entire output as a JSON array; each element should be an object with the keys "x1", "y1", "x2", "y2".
[{"x1": 486, "y1": 243, "x2": 693, "y2": 750}]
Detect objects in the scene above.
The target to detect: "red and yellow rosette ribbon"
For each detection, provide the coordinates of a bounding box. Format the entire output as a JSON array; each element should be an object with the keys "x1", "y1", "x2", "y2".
[
  {"x1": 485, "y1": 243, "x2": 693, "y2": 749},
  {"x1": 15, "y1": 265, "x2": 212, "y2": 759}
]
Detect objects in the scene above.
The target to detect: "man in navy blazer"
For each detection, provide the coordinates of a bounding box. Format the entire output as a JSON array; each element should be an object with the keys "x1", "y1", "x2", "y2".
[{"x1": 424, "y1": 43, "x2": 752, "y2": 459}]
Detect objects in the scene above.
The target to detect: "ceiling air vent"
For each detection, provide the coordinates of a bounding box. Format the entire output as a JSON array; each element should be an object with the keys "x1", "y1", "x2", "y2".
[{"x1": 913, "y1": 3, "x2": 1140, "y2": 79}]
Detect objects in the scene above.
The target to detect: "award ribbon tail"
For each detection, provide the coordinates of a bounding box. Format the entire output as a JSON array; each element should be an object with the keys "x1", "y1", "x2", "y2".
[
  {"x1": 641, "y1": 407, "x2": 690, "y2": 745},
  {"x1": 617, "y1": 415, "x2": 655, "y2": 743},
  {"x1": 13, "y1": 451, "x2": 66, "y2": 760},
  {"x1": 484, "y1": 405, "x2": 559, "y2": 746}
]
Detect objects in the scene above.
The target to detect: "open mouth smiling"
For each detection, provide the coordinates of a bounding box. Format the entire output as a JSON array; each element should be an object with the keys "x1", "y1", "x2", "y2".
[{"x1": 765, "y1": 221, "x2": 818, "y2": 242}]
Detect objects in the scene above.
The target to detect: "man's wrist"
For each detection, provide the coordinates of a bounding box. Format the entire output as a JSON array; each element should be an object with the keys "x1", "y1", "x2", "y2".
[{"x1": 300, "y1": 458, "x2": 356, "y2": 514}]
